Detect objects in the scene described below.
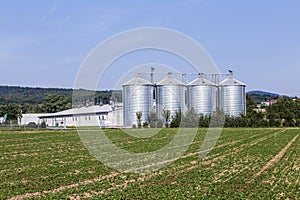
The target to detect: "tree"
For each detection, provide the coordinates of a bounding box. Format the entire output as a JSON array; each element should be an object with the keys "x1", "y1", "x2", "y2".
[
  {"x1": 181, "y1": 108, "x2": 199, "y2": 128},
  {"x1": 210, "y1": 110, "x2": 226, "y2": 128},
  {"x1": 0, "y1": 105, "x2": 7, "y2": 118},
  {"x1": 199, "y1": 114, "x2": 210, "y2": 127},
  {"x1": 170, "y1": 111, "x2": 182, "y2": 128},
  {"x1": 149, "y1": 110, "x2": 158, "y2": 128},
  {"x1": 162, "y1": 109, "x2": 171, "y2": 127},
  {"x1": 266, "y1": 96, "x2": 298, "y2": 127},
  {"x1": 34, "y1": 104, "x2": 45, "y2": 113},
  {"x1": 156, "y1": 119, "x2": 164, "y2": 128},
  {"x1": 0, "y1": 103, "x2": 22, "y2": 122},
  {"x1": 245, "y1": 95, "x2": 266, "y2": 127},
  {"x1": 21, "y1": 103, "x2": 34, "y2": 113},
  {"x1": 43, "y1": 94, "x2": 71, "y2": 113},
  {"x1": 143, "y1": 122, "x2": 149, "y2": 128},
  {"x1": 136, "y1": 111, "x2": 143, "y2": 128}
]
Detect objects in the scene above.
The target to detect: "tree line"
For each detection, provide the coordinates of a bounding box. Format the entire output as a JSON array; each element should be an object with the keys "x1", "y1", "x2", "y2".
[{"x1": 167, "y1": 95, "x2": 300, "y2": 128}]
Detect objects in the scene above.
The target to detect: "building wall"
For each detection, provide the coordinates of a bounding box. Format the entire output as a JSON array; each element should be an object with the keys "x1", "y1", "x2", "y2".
[
  {"x1": 40, "y1": 110, "x2": 123, "y2": 127},
  {"x1": 42, "y1": 114, "x2": 107, "y2": 127},
  {"x1": 73, "y1": 114, "x2": 108, "y2": 127},
  {"x1": 107, "y1": 109, "x2": 123, "y2": 127},
  {"x1": 19, "y1": 114, "x2": 41, "y2": 125}
]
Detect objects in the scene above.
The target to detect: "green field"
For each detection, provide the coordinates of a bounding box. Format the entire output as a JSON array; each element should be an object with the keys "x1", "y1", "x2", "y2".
[{"x1": 0, "y1": 128, "x2": 299, "y2": 199}]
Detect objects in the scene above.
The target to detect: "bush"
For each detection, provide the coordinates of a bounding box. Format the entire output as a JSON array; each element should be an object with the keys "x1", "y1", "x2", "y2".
[
  {"x1": 170, "y1": 111, "x2": 181, "y2": 128},
  {"x1": 150, "y1": 122, "x2": 156, "y2": 128},
  {"x1": 156, "y1": 119, "x2": 163, "y2": 128},
  {"x1": 40, "y1": 121, "x2": 46, "y2": 129},
  {"x1": 138, "y1": 123, "x2": 142, "y2": 128},
  {"x1": 143, "y1": 122, "x2": 148, "y2": 128},
  {"x1": 27, "y1": 122, "x2": 37, "y2": 128},
  {"x1": 181, "y1": 108, "x2": 199, "y2": 128},
  {"x1": 199, "y1": 114, "x2": 210, "y2": 127},
  {"x1": 132, "y1": 124, "x2": 137, "y2": 129}
]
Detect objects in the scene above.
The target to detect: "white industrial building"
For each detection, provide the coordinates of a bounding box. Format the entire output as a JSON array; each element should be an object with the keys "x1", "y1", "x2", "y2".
[
  {"x1": 19, "y1": 104, "x2": 123, "y2": 128},
  {"x1": 19, "y1": 114, "x2": 41, "y2": 125}
]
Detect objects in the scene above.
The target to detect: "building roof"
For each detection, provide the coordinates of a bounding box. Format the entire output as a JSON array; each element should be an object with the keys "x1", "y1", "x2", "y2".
[
  {"x1": 157, "y1": 77, "x2": 185, "y2": 86},
  {"x1": 187, "y1": 77, "x2": 216, "y2": 86},
  {"x1": 38, "y1": 104, "x2": 116, "y2": 118},
  {"x1": 122, "y1": 77, "x2": 152, "y2": 86},
  {"x1": 219, "y1": 77, "x2": 246, "y2": 86}
]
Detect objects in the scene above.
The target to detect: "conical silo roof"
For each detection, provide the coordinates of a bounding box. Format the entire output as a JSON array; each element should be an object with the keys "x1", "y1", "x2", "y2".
[
  {"x1": 122, "y1": 77, "x2": 152, "y2": 86},
  {"x1": 187, "y1": 77, "x2": 216, "y2": 86},
  {"x1": 157, "y1": 77, "x2": 185, "y2": 86},
  {"x1": 219, "y1": 77, "x2": 246, "y2": 86}
]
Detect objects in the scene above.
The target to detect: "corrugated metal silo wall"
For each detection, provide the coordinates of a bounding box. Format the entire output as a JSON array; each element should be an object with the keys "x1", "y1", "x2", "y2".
[
  {"x1": 219, "y1": 85, "x2": 246, "y2": 116},
  {"x1": 188, "y1": 85, "x2": 217, "y2": 115},
  {"x1": 156, "y1": 85, "x2": 186, "y2": 120},
  {"x1": 123, "y1": 85, "x2": 153, "y2": 127}
]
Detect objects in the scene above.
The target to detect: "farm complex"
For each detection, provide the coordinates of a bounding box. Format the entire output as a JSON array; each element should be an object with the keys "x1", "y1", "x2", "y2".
[{"x1": 20, "y1": 71, "x2": 246, "y2": 128}]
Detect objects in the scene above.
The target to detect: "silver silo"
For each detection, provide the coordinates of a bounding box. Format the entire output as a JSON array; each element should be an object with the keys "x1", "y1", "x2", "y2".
[
  {"x1": 187, "y1": 77, "x2": 217, "y2": 115},
  {"x1": 156, "y1": 76, "x2": 186, "y2": 120},
  {"x1": 122, "y1": 77, "x2": 153, "y2": 127},
  {"x1": 218, "y1": 77, "x2": 246, "y2": 116}
]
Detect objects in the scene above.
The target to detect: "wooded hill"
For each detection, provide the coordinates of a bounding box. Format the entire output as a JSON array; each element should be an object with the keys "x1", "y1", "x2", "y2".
[
  {"x1": 0, "y1": 85, "x2": 73, "y2": 105},
  {"x1": 246, "y1": 90, "x2": 280, "y2": 104},
  {"x1": 0, "y1": 85, "x2": 121, "y2": 115},
  {"x1": 0, "y1": 85, "x2": 121, "y2": 105}
]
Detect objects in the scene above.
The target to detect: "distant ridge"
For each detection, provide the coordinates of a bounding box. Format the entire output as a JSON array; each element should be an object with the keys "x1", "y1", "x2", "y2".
[
  {"x1": 0, "y1": 85, "x2": 118, "y2": 105},
  {"x1": 247, "y1": 90, "x2": 280, "y2": 104},
  {"x1": 247, "y1": 90, "x2": 280, "y2": 97}
]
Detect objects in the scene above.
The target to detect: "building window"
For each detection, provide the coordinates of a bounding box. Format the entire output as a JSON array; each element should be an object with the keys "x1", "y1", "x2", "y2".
[
  {"x1": 85, "y1": 116, "x2": 87, "y2": 120},
  {"x1": 89, "y1": 116, "x2": 91, "y2": 120},
  {"x1": 102, "y1": 115, "x2": 105, "y2": 120}
]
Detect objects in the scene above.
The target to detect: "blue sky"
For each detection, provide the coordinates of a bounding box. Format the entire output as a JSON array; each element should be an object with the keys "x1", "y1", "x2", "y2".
[{"x1": 0, "y1": 0, "x2": 300, "y2": 96}]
